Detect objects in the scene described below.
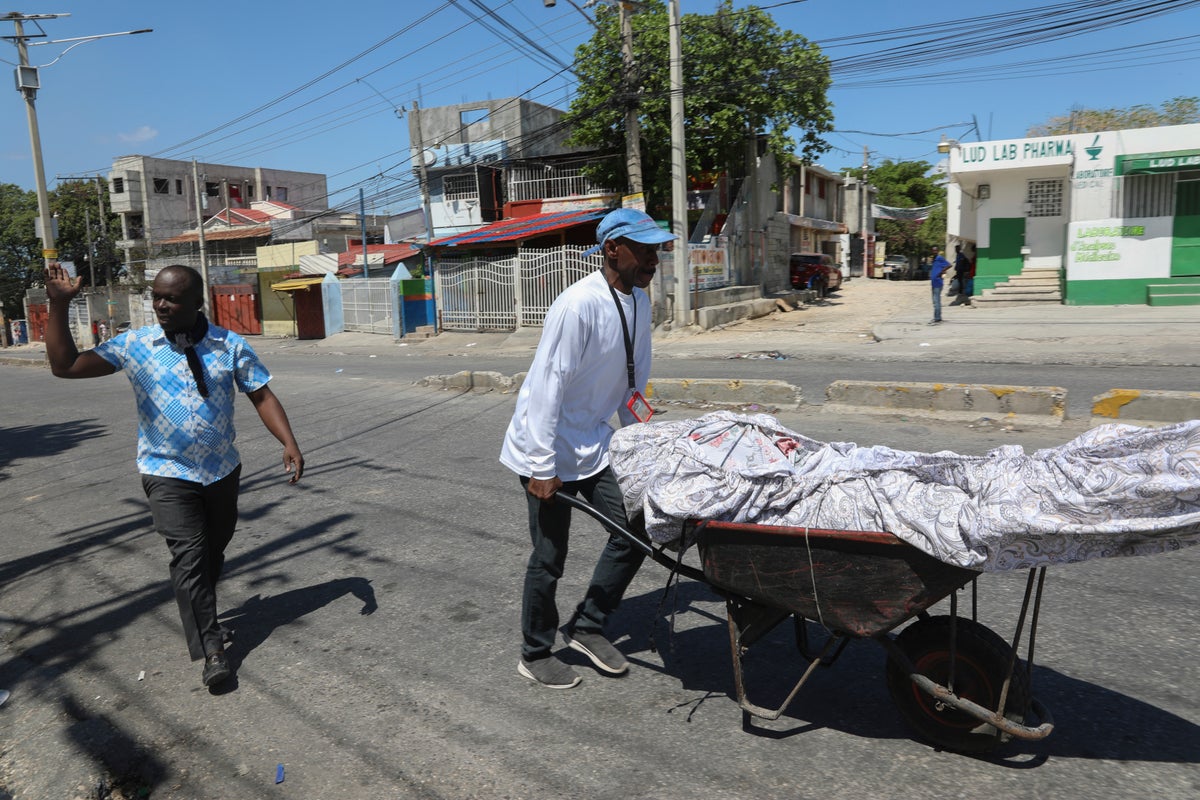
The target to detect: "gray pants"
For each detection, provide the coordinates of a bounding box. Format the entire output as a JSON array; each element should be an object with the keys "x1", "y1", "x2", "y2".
[{"x1": 142, "y1": 466, "x2": 241, "y2": 661}]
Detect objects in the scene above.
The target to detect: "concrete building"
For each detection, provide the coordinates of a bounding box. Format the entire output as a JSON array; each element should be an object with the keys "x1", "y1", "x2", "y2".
[
  {"x1": 728, "y1": 145, "x2": 852, "y2": 292},
  {"x1": 404, "y1": 97, "x2": 606, "y2": 240},
  {"x1": 107, "y1": 155, "x2": 330, "y2": 265},
  {"x1": 946, "y1": 122, "x2": 1200, "y2": 305}
]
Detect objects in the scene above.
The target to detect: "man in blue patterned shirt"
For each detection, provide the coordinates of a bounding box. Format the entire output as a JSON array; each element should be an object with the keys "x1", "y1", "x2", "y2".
[{"x1": 44, "y1": 263, "x2": 304, "y2": 688}]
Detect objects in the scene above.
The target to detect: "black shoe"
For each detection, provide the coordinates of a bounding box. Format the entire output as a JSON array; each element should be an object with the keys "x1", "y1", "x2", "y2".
[{"x1": 202, "y1": 652, "x2": 232, "y2": 687}]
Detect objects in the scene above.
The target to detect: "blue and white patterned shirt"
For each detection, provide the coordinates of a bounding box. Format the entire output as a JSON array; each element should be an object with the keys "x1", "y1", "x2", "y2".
[{"x1": 93, "y1": 323, "x2": 272, "y2": 485}]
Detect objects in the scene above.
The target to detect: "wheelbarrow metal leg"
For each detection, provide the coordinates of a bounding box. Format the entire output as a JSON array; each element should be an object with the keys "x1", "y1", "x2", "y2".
[
  {"x1": 880, "y1": 634, "x2": 1055, "y2": 741},
  {"x1": 727, "y1": 604, "x2": 844, "y2": 721}
]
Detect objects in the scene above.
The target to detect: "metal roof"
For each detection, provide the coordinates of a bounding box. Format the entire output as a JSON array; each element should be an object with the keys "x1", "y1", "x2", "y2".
[
  {"x1": 425, "y1": 208, "x2": 608, "y2": 248},
  {"x1": 270, "y1": 276, "x2": 325, "y2": 292}
]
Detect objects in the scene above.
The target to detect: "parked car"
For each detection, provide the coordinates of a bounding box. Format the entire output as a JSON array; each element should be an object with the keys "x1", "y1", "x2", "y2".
[
  {"x1": 881, "y1": 255, "x2": 909, "y2": 280},
  {"x1": 789, "y1": 252, "x2": 842, "y2": 298},
  {"x1": 906, "y1": 258, "x2": 931, "y2": 282}
]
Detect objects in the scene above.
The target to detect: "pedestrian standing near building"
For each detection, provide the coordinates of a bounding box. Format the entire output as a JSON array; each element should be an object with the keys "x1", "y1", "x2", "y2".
[
  {"x1": 929, "y1": 246, "x2": 951, "y2": 324},
  {"x1": 43, "y1": 263, "x2": 304, "y2": 689},
  {"x1": 500, "y1": 207, "x2": 673, "y2": 689},
  {"x1": 949, "y1": 244, "x2": 973, "y2": 306}
]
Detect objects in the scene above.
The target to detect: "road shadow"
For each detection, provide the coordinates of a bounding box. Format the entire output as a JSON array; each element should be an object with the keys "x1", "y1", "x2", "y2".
[
  {"x1": 0, "y1": 512, "x2": 363, "y2": 689},
  {"x1": 217, "y1": 576, "x2": 378, "y2": 671},
  {"x1": 0, "y1": 420, "x2": 108, "y2": 481},
  {"x1": 60, "y1": 694, "x2": 169, "y2": 798},
  {"x1": 607, "y1": 581, "x2": 1200, "y2": 764}
]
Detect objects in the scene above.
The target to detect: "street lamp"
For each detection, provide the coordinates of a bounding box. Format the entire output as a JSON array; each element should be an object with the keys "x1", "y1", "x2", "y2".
[{"x1": 3, "y1": 12, "x2": 151, "y2": 270}]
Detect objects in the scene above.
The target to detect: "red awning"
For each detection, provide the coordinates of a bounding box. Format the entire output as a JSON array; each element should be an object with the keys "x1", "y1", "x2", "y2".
[{"x1": 426, "y1": 208, "x2": 609, "y2": 248}]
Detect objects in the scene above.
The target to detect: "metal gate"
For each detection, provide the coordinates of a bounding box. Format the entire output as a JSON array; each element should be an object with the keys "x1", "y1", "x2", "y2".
[
  {"x1": 435, "y1": 246, "x2": 601, "y2": 331},
  {"x1": 342, "y1": 278, "x2": 394, "y2": 334}
]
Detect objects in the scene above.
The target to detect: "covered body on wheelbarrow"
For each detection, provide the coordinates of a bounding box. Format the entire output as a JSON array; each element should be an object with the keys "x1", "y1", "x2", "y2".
[{"x1": 582, "y1": 411, "x2": 1200, "y2": 752}]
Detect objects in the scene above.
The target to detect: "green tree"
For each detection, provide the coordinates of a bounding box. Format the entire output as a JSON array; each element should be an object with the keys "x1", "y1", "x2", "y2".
[
  {"x1": 1027, "y1": 96, "x2": 1200, "y2": 136},
  {"x1": 845, "y1": 160, "x2": 946, "y2": 258},
  {"x1": 565, "y1": 0, "x2": 832, "y2": 212},
  {"x1": 0, "y1": 183, "x2": 39, "y2": 320},
  {"x1": 50, "y1": 180, "x2": 122, "y2": 289}
]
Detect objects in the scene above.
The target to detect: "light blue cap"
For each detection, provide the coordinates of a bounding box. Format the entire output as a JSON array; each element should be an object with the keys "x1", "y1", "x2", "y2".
[{"x1": 584, "y1": 207, "x2": 674, "y2": 255}]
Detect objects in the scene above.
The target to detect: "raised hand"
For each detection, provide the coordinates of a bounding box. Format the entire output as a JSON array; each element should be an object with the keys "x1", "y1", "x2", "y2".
[{"x1": 44, "y1": 262, "x2": 82, "y2": 304}]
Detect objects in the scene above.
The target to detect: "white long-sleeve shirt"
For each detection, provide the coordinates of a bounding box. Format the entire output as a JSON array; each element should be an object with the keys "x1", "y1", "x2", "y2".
[{"x1": 500, "y1": 269, "x2": 652, "y2": 481}]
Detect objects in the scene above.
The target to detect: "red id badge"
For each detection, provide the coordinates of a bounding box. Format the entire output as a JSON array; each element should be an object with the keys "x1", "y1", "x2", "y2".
[{"x1": 627, "y1": 390, "x2": 655, "y2": 422}]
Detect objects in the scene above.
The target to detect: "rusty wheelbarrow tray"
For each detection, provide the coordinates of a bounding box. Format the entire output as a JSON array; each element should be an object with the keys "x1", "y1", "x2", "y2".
[{"x1": 557, "y1": 495, "x2": 1054, "y2": 754}]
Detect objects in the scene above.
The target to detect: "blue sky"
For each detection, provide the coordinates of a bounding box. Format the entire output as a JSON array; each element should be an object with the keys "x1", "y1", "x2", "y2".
[{"x1": 2, "y1": 0, "x2": 1198, "y2": 214}]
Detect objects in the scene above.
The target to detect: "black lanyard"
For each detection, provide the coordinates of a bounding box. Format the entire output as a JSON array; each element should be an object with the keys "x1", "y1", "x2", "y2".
[{"x1": 607, "y1": 281, "x2": 637, "y2": 390}]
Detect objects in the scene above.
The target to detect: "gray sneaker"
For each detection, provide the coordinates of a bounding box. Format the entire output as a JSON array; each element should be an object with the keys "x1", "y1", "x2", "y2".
[
  {"x1": 518, "y1": 656, "x2": 581, "y2": 689},
  {"x1": 564, "y1": 630, "x2": 628, "y2": 675}
]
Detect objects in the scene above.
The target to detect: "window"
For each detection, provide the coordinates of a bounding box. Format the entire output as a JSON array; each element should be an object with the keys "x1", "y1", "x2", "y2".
[
  {"x1": 127, "y1": 214, "x2": 144, "y2": 239},
  {"x1": 274, "y1": 186, "x2": 287, "y2": 202},
  {"x1": 804, "y1": 179, "x2": 811, "y2": 195},
  {"x1": 205, "y1": 182, "x2": 220, "y2": 197},
  {"x1": 443, "y1": 173, "x2": 478, "y2": 201},
  {"x1": 1026, "y1": 179, "x2": 1063, "y2": 217},
  {"x1": 111, "y1": 177, "x2": 124, "y2": 194},
  {"x1": 153, "y1": 178, "x2": 169, "y2": 194},
  {"x1": 1121, "y1": 173, "x2": 1175, "y2": 218},
  {"x1": 247, "y1": 184, "x2": 254, "y2": 199},
  {"x1": 176, "y1": 179, "x2": 184, "y2": 195},
  {"x1": 817, "y1": 178, "x2": 826, "y2": 199}
]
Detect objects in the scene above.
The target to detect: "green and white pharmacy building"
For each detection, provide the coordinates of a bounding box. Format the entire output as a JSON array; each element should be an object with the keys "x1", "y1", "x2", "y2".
[{"x1": 946, "y1": 122, "x2": 1200, "y2": 305}]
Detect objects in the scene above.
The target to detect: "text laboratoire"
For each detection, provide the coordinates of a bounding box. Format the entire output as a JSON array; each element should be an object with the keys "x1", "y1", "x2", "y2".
[{"x1": 1076, "y1": 226, "x2": 1145, "y2": 238}]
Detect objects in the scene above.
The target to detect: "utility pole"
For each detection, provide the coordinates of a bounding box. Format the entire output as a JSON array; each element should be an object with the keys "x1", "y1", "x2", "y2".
[
  {"x1": 668, "y1": 0, "x2": 690, "y2": 328},
  {"x1": 860, "y1": 146, "x2": 870, "y2": 279},
  {"x1": 84, "y1": 207, "x2": 95, "y2": 287},
  {"x1": 97, "y1": 176, "x2": 115, "y2": 334},
  {"x1": 411, "y1": 100, "x2": 438, "y2": 332},
  {"x1": 4, "y1": 13, "x2": 151, "y2": 273},
  {"x1": 8, "y1": 13, "x2": 61, "y2": 269},
  {"x1": 191, "y1": 159, "x2": 209, "y2": 288},
  {"x1": 619, "y1": 2, "x2": 643, "y2": 196}
]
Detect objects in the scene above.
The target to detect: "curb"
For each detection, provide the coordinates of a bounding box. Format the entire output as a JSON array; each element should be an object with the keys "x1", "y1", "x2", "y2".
[
  {"x1": 1091, "y1": 389, "x2": 1200, "y2": 427},
  {"x1": 415, "y1": 370, "x2": 524, "y2": 394},
  {"x1": 823, "y1": 380, "x2": 1068, "y2": 426},
  {"x1": 0, "y1": 356, "x2": 45, "y2": 368},
  {"x1": 646, "y1": 378, "x2": 803, "y2": 409}
]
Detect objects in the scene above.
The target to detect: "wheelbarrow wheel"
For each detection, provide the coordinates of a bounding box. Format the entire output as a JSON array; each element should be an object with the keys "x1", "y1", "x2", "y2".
[{"x1": 885, "y1": 616, "x2": 1030, "y2": 754}]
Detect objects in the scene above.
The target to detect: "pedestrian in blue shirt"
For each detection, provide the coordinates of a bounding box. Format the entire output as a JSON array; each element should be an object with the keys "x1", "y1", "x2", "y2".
[
  {"x1": 929, "y1": 247, "x2": 951, "y2": 324},
  {"x1": 44, "y1": 263, "x2": 304, "y2": 689}
]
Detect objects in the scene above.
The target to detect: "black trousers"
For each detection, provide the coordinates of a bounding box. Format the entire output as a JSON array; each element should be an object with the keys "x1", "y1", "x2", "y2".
[
  {"x1": 141, "y1": 466, "x2": 241, "y2": 661},
  {"x1": 519, "y1": 468, "x2": 647, "y2": 661}
]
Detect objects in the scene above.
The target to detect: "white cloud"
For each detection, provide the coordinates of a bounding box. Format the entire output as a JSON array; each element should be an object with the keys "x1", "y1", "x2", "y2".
[{"x1": 118, "y1": 126, "x2": 158, "y2": 144}]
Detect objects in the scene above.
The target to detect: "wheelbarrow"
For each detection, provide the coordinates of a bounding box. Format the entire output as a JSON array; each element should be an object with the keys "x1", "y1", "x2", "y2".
[{"x1": 556, "y1": 494, "x2": 1054, "y2": 754}]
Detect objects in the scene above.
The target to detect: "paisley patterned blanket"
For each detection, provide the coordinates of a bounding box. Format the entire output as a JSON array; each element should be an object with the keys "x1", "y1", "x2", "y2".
[{"x1": 607, "y1": 411, "x2": 1200, "y2": 571}]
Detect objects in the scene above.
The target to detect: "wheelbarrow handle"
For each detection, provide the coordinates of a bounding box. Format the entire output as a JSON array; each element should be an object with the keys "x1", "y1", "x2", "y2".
[{"x1": 553, "y1": 492, "x2": 707, "y2": 582}]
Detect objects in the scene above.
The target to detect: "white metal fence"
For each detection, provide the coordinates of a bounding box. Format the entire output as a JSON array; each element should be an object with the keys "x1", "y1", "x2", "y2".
[
  {"x1": 341, "y1": 277, "x2": 395, "y2": 334},
  {"x1": 434, "y1": 246, "x2": 602, "y2": 331}
]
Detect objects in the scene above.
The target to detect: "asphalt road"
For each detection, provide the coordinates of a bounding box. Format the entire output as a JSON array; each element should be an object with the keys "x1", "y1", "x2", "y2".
[{"x1": 1, "y1": 355, "x2": 1197, "y2": 799}]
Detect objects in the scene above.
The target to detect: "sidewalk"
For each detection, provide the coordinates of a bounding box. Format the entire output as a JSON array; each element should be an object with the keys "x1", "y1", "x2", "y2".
[
  {"x1": 9, "y1": 280, "x2": 1200, "y2": 422},
  {"x1": 6, "y1": 279, "x2": 1200, "y2": 367}
]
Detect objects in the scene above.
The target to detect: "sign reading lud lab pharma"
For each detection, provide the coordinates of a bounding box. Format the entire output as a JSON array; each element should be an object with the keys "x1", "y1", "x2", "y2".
[{"x1": 1065, "y1": 218, "x2": 1171, "y2": 280}]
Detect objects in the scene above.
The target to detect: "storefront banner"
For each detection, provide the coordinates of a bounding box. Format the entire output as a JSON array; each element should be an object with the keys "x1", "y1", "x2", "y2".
[
  {"x1": 1065, "y1": 217, "x2": 1171, "y2": 280},
  {"x1": 688, "y1": 243, "x2": 729, "y2": 290}
]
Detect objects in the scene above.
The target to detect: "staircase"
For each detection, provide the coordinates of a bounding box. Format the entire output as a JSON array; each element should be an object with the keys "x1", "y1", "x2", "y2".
[
  {"x1": 974, "y1": 266, "x2": 1062, "y2": 306},
  {"x1": 1147, "y1": 281, "x2": 1200, "y2": 306}
]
